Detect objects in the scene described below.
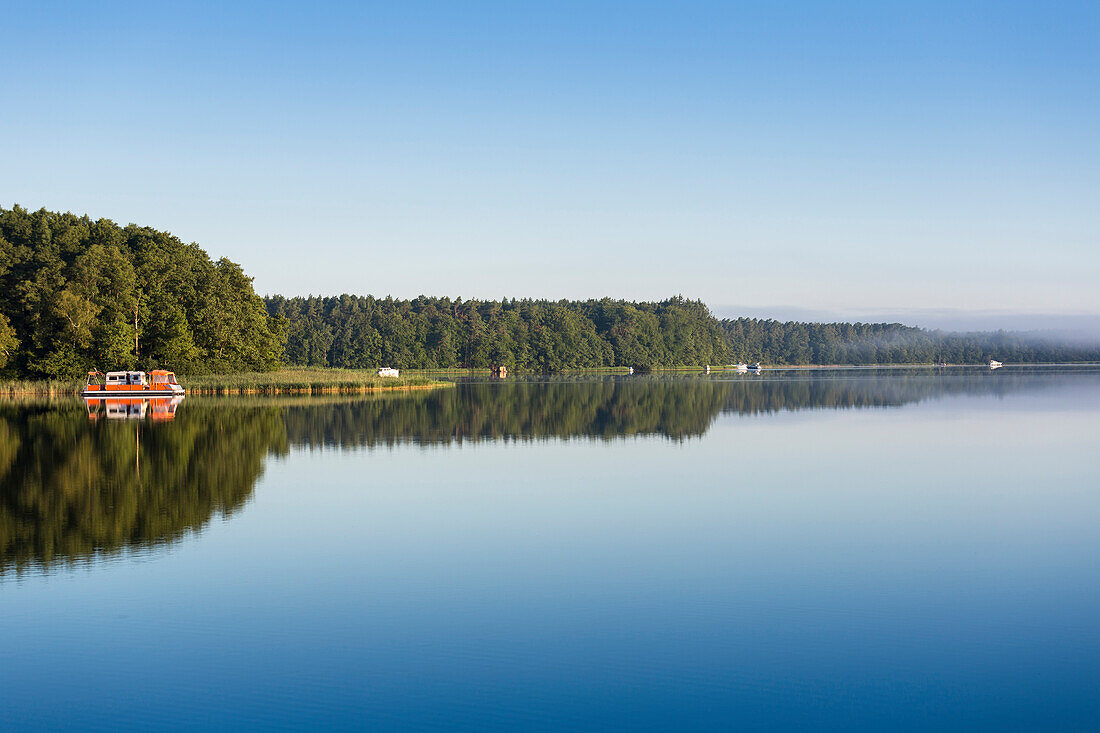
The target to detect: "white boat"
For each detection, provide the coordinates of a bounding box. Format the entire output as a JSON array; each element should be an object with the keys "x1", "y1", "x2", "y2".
[
  {"x1": 989, "y1": 360, "x2": 1003, "y2": 369},
  {"x1": 748, "y1": 362, "x2": 762, "y2": 372},
  {"x1": 734, "y1": 363, "x2": 748, "y2": 373},
  {"x1": 377, "y1": 367, "x2": 400, "y2": 378}
]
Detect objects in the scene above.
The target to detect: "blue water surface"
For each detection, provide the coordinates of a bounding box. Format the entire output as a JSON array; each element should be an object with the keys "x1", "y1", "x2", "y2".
[{"x1": 2, "y1": 369, "x2": 1099, "y2": 731}]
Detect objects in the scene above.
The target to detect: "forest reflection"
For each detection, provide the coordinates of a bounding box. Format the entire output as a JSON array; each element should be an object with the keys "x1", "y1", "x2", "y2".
[
  {"x1": 0, "y1": 401, "x2": 288, "y2": 574},
  {"x1": 281, "y1": 370, "x2": 1048, "y2": 449},
  {"x1": 0, "y1": 370, "x2": 1058, "y2": 573}
]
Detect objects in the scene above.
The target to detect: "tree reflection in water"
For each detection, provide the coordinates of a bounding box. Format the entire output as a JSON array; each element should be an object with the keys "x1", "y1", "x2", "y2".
[
  {"x1": 0, "y1": 369, "x2": 1056, "y2": 573},
  {"x1": 279, "y1": 370, "x2": 1047, "y2": 449},
  {"x1": 0, "y1": 400, "x2": 287, "y2": 575}
]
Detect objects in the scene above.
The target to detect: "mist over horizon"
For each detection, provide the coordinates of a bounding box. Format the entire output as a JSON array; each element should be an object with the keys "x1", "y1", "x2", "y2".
[{"x1": 714, "y1": 305, "x2": 1100, "y2": 344}]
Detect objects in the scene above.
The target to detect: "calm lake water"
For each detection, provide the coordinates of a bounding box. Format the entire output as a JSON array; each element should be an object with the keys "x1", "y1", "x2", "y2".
[{"x1": 2, "y1": 368, "x2": 1099, "y2": 731}]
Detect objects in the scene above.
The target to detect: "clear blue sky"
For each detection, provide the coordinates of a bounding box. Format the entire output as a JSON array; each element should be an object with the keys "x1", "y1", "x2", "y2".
[{"x1": 3, "y1": 1, "x2": 1097, "y2": 317}]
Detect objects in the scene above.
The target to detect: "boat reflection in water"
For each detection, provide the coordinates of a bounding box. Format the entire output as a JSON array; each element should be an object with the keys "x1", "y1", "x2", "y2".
[{"x1": 85, "y1": 395, "x2": 185, "y2": 421}]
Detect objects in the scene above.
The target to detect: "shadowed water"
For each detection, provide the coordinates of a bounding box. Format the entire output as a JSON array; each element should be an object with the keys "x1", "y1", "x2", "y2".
[{"x1": 2, "y1": 367, "x2": 1099, "y2": 730}]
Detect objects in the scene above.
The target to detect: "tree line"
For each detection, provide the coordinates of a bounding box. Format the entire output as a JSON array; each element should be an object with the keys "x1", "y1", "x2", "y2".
[
  {"x1": 3, "y1": 206, "x2": 1098, "y2": 378},
  {"x1": 720, "y1": 318, "x2": 1100, "y2": 365},
  {"x1": 0, "y1": 206, "x2": 284, "y2": 378},
  {"x1": 265, "y1": 294, "x2": 730, "y2": 371}
]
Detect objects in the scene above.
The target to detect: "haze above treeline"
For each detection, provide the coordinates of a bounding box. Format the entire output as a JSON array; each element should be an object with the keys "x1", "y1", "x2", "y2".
[{"x1": 1, "y1": 206, "x2": 1098, "y2": 379}]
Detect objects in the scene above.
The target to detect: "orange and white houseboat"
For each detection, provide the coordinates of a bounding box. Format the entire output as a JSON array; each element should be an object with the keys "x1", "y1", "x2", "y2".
[{"x1": 82, "y1": 370, "x2": 185, "y2": 398}]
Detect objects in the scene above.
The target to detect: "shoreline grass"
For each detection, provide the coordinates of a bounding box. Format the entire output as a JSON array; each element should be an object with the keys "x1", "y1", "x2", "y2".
[
  {"x1": 0, "y1": 379, "x2": 82, "y2": 397},
  {"x1": 182, "y1": 368, "x2": 453, "y2": 395},
  {"x1": 0, "y1": 368, "x2": 455, "y2": 397}
]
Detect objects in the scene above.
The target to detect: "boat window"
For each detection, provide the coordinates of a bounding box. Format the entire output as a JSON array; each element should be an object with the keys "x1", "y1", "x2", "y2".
[{"x1": 168, "y1": 375, "x2": 178, "y2": 384}]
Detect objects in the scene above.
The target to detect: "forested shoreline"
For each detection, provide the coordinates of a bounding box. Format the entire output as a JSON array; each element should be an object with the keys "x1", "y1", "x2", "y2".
[
  {"x1": 265, "y1": 294, "x2": 729, "y2": 371},
  {"x1": 0, "y1": 206, "x2": 283, "y2": 378},
  {"x1": 2, "y1": 205, "x2": 1098, "y2": 379}
]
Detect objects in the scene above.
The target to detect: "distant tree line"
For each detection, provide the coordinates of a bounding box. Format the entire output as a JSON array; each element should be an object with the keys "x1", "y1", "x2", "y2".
[
  {"x1": 0, "y1": 206, "x2": 284, "y2": 378},
  {"x1": 720, "y1": 318, "x2": 1100, "y2": 365},
  {"x1": 265, "y1": 294, "x2": 730, "y2": 371}
]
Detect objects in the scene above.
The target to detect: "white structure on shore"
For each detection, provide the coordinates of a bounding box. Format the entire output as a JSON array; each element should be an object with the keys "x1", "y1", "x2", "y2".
[{"x1": 377, "y1": 367, "x2": 400, "y2": 378}]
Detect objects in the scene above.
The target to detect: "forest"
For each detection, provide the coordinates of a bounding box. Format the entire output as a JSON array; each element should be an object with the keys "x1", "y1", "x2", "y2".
[
  {"x1": 719, "y1": 318, "x2": 1100, "y2": 365},
  {"x1": 265, "y1": 294, "x2": 730, "y2": 371},
  {"x1": 0, "y1": 206, "x2": 284, "y2": 378},
  {"x1": 274, "y1": 298, "x2": 1100, "y2": 371},
  {"x1": 3, "y1": 205, "x2": 1098, "y2": 378}
]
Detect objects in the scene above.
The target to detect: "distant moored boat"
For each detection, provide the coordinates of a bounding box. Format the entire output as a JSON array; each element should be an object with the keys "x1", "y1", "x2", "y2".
[{"x1": 989, "y1": 360, "x2": 1003, "y2": 369}]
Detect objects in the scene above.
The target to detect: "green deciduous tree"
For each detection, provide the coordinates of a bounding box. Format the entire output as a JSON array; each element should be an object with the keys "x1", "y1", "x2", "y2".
[{"x1": 0, "y1": 205, "x2": 285, "y2": 377}]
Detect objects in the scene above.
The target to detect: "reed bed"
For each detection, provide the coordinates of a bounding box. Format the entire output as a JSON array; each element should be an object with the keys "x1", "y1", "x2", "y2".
[
  {"x1": 0, "y1": 368, "x2": 452, "y2": 397},
  {"x1": 184, "y1": 368, "x2": 451, "y2": 395},
  {"x1": 0, "y1": 379, "x2": 82, "y2": 397}
]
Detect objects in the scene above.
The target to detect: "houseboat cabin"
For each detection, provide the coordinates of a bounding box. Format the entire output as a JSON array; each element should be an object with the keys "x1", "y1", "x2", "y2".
[{"x1": 105, "y1": 371, "x2": 146, "y2": 386}]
